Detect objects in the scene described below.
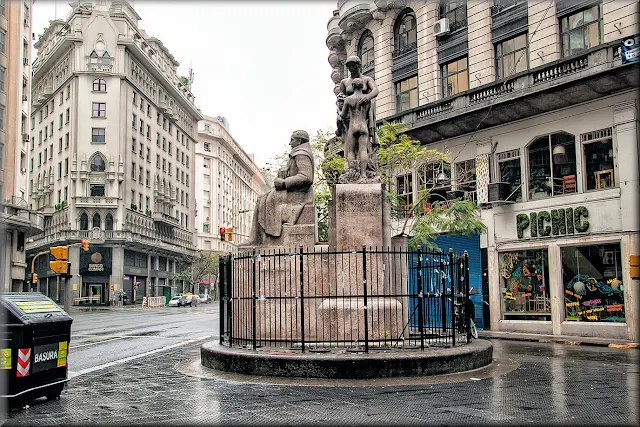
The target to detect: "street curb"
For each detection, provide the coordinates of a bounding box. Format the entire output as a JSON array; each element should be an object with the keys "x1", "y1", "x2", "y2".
[{"x1": 478, "y1": 331, "x2": 639, "y2": 349}]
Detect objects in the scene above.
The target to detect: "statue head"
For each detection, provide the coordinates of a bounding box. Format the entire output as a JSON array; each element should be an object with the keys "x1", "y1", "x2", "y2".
[
  {"x1": 345, "y1": 56, "x2": 361, "y2": 74},
  {"x1": 336, "y1": 92, "x2": 346, "y2": 108},
  {"x1": 290, "y1": 130, "x2": 310, "y2": 147},
  {"x1": 352, "y1": 78, "x2": 364, "y2": 91}
]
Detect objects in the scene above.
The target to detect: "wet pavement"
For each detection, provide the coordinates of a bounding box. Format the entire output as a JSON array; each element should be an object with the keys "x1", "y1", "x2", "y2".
[{"x1": 2, "y1": 307, "x2": 639, "y2": 426}]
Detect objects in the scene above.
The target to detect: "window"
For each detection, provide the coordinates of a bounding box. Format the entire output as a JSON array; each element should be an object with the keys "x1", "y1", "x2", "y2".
[
  {"x1": 156, "y1": 133, "x2": 160, "y2": 146},
  {"x1": 65, "y1": 133, "x2": 69, "y2": 148},
  {"x1": 90, "y1": 184, "x2": 104, "y2": 196},
  {"x1": 92, "y1": 102, "x2": 106, "y2": 117},
  {"x1": 454, "y1": 158, "x2": 476, "y2": 195},
  {"x1": 44, "y1": 126, "x2": 48, "y2": 141},
  {"x1": 527, "y1": 132, "x2": 576, "y2": 200},
  {"x1": 132, "y1": 137, "x2": 136, "y2": 153},
  {"x1": 92, "y1": 78, "x2": 106, "y2": 92},
  {"x1": 0, "y1": 65, "x2": 5, "y2": 91},
  {"x1": 396, "y1": 174, "x2": 413, "y2": 218},
  {"x1": 49, "y1": 144, "x2": 53, "y2": 159},
  {"x1": 441, "y1": 56, "x2": 468, "y2": 97},
  {"x1": 146, "y1": 125, "x2": 150, "y2": 139},
  {"x1": 92, "y1": 213, "x2": 101, "y2": 229},
  {"x1": 139, "y1": 143, "x2": 143, "y2": 158},
  {"x1": 139, "y1": 98, "x2": 144, "y2": 111},
  {"x1": 58, "y1": 162, "x2": 62, "y2": 179},
  {"x1": 131, "y1": 162, "x2": 136, "y2": 179},
  {"x1": 495, "y1": 33, "x2": 528, "y2": 79},
  {"x1": 146, "y1": 104, "x2": 151, "y2": 116},
  {"x1": 64, "y1": 158, "x2": 68, "y2": 175},
  {"x1": 101, "y1": 52, "x2": 110, "y2": 66},
  {"x1": 440, "y1": 0, "x2": 467, "y2": 32},
  {"x1": 90, "y1": 155, "x2": 106, "y2": 172},
  {"x1": 49, "y1": 121, "x2": 53, "y2": 136},
  {"x1": 91, "y1": 128, "x2": 105, "y2": 143},
  {"x1": 66, "y1": 85, "x2": 70, "y2": 99},
  {"x1": 80, "y1": 213, "x2": 89, "y2": 230},
  {"x1": 560, "y1": 5, "x2": 602, "y2": 57},
  {"x1": 395, "y1": 76, "x2": 418, "y2": 113},
  {"x1": 139, "y1": 119, "x2": 143, "y2": 134},
  {"x1": 105, "y1": 213, "x2": 113, "y2": 230},
  {"x1": 43, "y1": 148, "x2": 47, "y2": 162},
  {"x1": 132, "y1": 92, "x2": 137, "y2": 104},
  {"x1": 89, "y1": 51, "x2": 99, "y2": 64},
  {"x1": 501, "y1": 249, "x2": 550, "y2": 320},
  {"x1": 65, "y1": 108, "x2": 69, "y2": 123},
  {"x1": 146, "y1": 147, "x2": 150, "y2": 162},
  {"x1": 59, "y1": 137, "x2": 63, "y2": 152},
  {"x1": 132, "y1": 113, "x2": 137, "y2": 128},
  {"x1": 146, "y1": 171, "x2": 150, "y2": 186},
  {"x1": 59, "y1": 113, "x2": 63, "y2": 129},
  {"x1": 0, "y1": 0, "x2": 4, "y2": 16},
  {"x1": 394, "y1": 9, "x2": 417, "y2": 54},
  {"x1": 358, "y1": 31, "x2": 375, "y2": 70},
  {"x1": 0, "y1": 29, "x2": 6, "y2": 54},
  {"x1": 497, "y1": 149, "x2": 522, "y2": 202},
  {"x1": 581, "y1": 128, "x2": 614, "y2": 191},
  {"x1": 203, "y1": 224, "x2": 210, "y2": 233},
  {"x1": 204, "y1": 143, "x2": 211, "y2": 152},
  {"x1": 561, "y1": 243, "x2": 624, "y2": 322}
]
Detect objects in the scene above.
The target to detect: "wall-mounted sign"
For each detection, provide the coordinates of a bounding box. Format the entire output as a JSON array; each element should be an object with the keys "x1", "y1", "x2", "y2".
[
  {"x1": 621, "y1": 36, "x2": 639, "y2": 65},
  {"x1": 517, "y1": 206, "x2": 589, "y2": 239},
  {"x1": 80, "y1": 247, "x2": 112, "y2": 276}
]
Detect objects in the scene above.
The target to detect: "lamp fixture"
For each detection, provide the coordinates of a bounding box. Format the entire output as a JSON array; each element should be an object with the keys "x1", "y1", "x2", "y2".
[{"x1": 552, "y1": 145, "x2": 566, "y2": 156}]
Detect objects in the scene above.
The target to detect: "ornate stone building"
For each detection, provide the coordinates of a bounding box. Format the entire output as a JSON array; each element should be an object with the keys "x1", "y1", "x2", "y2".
[
  {"x1": 195, "y1": 115, "x2": 267, "y2": 253},
  {"x1": 26, "y1": 0, "x2": 203, "y2": 304},
  {"x1": 327, "y1": 0, "x2": 639, "y2": 340},
  {"x1": 0, "y1": 0, "x2": 44, "y2": 292}
]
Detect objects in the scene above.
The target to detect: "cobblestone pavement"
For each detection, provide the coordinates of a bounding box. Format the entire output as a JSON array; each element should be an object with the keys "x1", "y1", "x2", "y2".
[{"x1": 3, "y1": 339, "x2": 639, "y2": 426}]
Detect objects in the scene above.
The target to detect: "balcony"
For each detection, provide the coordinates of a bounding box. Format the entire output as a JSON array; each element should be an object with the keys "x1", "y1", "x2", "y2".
[
  {"x1": 338, "y1": 0, "x2": 373, "y2": 32},
  {"x1": 379, "y1": 42, "x2": 639, "y2": 144},
  {"x1": 1, "y1": 201, "x2": 45, "y2": 237},
  {"x1": 153, "y1": 211, "x2": 179, "y2": 227},
  {"x1": 326, "y1": 11, "x2": 343, "y2": 50},
  {"x1": 73, "y1": 196, "x2": 119, "y2": 208},
  {"x1": 87, "y1": 58, "x2": 113, "y2": 73}
]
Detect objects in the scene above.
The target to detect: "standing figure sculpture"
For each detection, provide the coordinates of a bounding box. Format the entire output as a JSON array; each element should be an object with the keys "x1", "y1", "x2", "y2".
[
  {"x1": 337, "y1": 55, "x2": 380, "y2": 181},
  {"x1": 248, "y1": 130, "x2": 315, "y2": 246},
  {"x1": 340, "y1": 78, "x2": 371, "y2": 179}
]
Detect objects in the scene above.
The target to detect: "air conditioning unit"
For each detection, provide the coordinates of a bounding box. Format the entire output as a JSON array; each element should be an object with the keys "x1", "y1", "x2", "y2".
[
  {"x1": 23, "y1": 58, "x2": 29, "y2": 66},
  {"x1": 433, "y1": 18, "x2": 450, "y2": 37},
  {"x1": 22, "y1": 134, "x2": 30, "y2": 142},
  {"x1": 487, "y1": 182, "x2": 513, "y2": 203},
  {"x1": 24, "y1": 19, "x2": 30, "y2": 28}
]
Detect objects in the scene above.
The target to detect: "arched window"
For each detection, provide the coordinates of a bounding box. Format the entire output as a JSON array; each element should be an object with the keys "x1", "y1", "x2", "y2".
[
  {"x1": 358, "y1": 31, "x2": 375, "y2": 70},
  {"x1": 89, "y1": 51, "x2": 99, "y2": 64},
  {"x1": 92, "y1": 78, "x2": 106, "y2": 92},
  {"x1": 101, "y1": 52, "x2": 111, "y2": 66},
  {"x1": 90, "y1": 154, "x2": 106, "y2": 172},
  {"x1": 80, "y1": 213, "x2": 89, "y2": 230},
  {"x1": 105, "y1": 213, "x2": 114, "y2": 230},
  {"x1": 394, "y1": 9, "x2": 417, "y2": 53},
  {"x1": 92, "y1": 213, "x2": 101, "y2": 228}
]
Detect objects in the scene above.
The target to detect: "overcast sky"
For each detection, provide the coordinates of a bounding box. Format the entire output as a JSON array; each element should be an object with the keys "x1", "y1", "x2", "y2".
[{"x1": 32, "y1": 0, "x2": 338, "y2": 167}]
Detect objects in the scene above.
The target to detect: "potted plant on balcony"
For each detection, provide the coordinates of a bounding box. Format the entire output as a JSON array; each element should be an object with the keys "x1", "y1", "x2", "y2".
[
  {"x1": 130, "y1": 203, "x2": 137, "y2": 211},
  {"x1": 146, "y1": 208, "x2": 152, "y2": 217}
]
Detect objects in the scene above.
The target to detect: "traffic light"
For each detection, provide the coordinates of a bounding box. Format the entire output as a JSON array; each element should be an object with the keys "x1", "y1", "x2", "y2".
[
  {"x1": 50, "y1": 246, "x2": 69, "y2": 260},
  {"x1": 80, "y1": 239, "x2": 89, "y2": 251},
  {"x1": 219, "y1": 227, "x2": 226, "y2": 241},
  {"x1": 31, "y1": 273, "x2": 38, "y2": 284},
  {"x1": 50, "y1": 260, "x2": 69, "y2": 275}
]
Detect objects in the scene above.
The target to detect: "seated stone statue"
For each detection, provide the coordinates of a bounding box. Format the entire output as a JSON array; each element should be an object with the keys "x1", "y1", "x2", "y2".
[{"x1": 248, "y1": 130, "x2": 315, "y2": 246}]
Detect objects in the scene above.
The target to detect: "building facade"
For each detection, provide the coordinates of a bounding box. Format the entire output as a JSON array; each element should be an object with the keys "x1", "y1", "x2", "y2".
[
  {"x1": 194, "y1": 115, "x2": 267, "y2": 253},
  {"x1": 0, "y1": 0, "x2": 44, "y2": 292},
  {"x1": 327, "y1": 0, "x2": 639, "y2": 340},
  {"x1": 26, "y1": 0, "x2": 203, "y2": 305}
]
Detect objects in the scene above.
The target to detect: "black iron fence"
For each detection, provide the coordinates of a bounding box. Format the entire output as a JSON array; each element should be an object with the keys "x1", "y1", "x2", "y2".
[{"x1": 219, "y1": 246, "x2": 471, "y2": 352}]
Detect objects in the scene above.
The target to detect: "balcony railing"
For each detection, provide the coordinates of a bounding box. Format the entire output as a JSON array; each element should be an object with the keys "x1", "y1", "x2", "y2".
[
  {"x1": 380, "y1": 42, "x2": 631, "y2": 144},
  {"x1": 73, "y1": 196, "x2": 119, "y2": 208}
]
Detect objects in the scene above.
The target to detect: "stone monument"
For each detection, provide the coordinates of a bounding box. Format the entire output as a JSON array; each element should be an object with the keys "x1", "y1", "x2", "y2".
[{"x1": 246, "y1": 130, "x2": 317, "y2": 249}]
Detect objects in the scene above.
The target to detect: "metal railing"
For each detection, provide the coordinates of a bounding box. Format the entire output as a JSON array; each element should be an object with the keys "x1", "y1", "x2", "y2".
[{"x1": 219, "y1": 246, "x2": 471, "y2": 352}]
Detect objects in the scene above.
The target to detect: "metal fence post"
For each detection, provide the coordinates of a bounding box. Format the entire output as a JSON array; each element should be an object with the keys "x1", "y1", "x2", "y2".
[
  {"x1": 299, "y1": 245, "x2": 305, "y2": 353},
  {"x1": 464, "y1": 250, "x2": 471, "y2": 342},
  {"x1": 416, "y1": 247, "x2": 425, "y2": 351},
  {"x1": 440, "y1": 255, "x2": 446, "y2": 337},
  {"x1": 227, "y1": 254, "x2": 233, "y2": 347},
  {"x1": 449, "y1": 248, "x2": 456, "y2": 347},
  {"x1": 252, "y1": 248, "x2": 257, "y2": 350},
  {"x1": 219, "y1": 257, "x2": 225, "y2": 345},
  {"x1": 362, "y1": 245, "x2": 369, "y2": 353}
]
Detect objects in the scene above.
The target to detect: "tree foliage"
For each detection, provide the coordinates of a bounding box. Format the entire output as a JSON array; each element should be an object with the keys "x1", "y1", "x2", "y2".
[{"x1": 172, "y1": 252, "x2": 220, "y2": 290}]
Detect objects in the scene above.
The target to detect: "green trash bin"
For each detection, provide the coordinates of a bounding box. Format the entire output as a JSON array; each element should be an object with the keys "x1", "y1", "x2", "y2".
[{"x1": 0, "y1": 292, "x2": 73, "y2": 409}]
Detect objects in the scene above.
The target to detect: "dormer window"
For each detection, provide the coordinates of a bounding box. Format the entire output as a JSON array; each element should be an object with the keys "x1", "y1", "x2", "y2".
[
  {"x1": 102, "y1": 52, "x2": 111, "y2": 66},
  {"x1": 89, "y1": 51, "x2": 98, "y2": 64}
]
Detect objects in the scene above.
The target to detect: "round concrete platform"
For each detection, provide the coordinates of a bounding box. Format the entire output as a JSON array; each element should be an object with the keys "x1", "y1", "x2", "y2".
[{"x1": 200, "y1": 340, "x2": 493, "y2": 379}]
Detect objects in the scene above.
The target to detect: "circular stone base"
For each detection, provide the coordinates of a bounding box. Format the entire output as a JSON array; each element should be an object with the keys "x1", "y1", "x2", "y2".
[{"x1": 200, "y1": 340, "x2": 493, "y2": 379}]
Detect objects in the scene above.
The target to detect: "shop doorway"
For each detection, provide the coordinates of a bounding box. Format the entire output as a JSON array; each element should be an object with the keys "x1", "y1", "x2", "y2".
[
  {"x1": 163, "y1": 286, "x2": 171, "y2": 305},
  {"x1": 88, "y1": 284, "x2": 105, "y2": 304}
]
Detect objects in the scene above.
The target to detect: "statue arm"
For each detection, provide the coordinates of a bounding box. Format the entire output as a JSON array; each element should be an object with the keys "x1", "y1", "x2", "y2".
[
  {"x1": 365, "y1": 77, "x2": 379, "y2": 101},
  {"x1": 283, "y1": 155, "x2": 313, "y2": 190},
  {"x1": 340, "y1": 100, "x2": 349, "y2": 122}
]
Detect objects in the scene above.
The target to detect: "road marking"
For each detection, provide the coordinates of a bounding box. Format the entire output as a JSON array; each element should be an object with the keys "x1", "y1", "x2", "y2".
[
  {"x1": 68, "y1": 335, "x2": 211, "y2": 378},
  {"x1": 70, "y1": 335, "x2": 155, "y2": 349}
]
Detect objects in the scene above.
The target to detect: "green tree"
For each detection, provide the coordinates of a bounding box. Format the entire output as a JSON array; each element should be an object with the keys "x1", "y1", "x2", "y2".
[
  {"x1": 179, "y1": 75, "x2": 189, "y2": 86},
  {"x1": 377, "y1": 121, "x2": 487, "y2": 249},
  {"x1": 172, "y1": 252, "x2": 221, "y2": 294}
]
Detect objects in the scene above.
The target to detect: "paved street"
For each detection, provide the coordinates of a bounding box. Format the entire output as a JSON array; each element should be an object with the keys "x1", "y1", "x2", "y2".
[{"x1": 2, "y1": 306, "x2": 639, "y2": 426}]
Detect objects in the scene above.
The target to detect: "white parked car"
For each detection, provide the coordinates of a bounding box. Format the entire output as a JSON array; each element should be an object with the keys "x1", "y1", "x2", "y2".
[
  {"x1": 197, "y1": 294, "x2": 210, "y2": 304},
  {"x1": 168, "y1": 296, "x2": 185, "y2": 307}
]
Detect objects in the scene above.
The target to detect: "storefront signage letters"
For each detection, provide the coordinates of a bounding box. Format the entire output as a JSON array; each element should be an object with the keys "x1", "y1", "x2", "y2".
[
  {"x1": 621, "y1": 36, "x2": 640, "y2": 64},
  {"x1": 516, "y1": 206, "x2": 589, "y2": 239},
  {"x1": 32, "y1": 342, "x2": 60, "y2": 373}
]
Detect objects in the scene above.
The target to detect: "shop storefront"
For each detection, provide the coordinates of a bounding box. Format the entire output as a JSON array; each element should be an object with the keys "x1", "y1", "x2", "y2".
[{"x1": 79, "y1": 247, "x2": 112, "y2": 305}]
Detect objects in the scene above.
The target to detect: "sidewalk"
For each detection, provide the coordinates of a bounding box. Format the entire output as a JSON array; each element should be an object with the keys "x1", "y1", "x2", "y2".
[
  {"x1": 60, "y1": 304, "x2": 167, "y2": 312},
  {"x1": 478, "y1": 329, "x2": 639, "y2": 349}
]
